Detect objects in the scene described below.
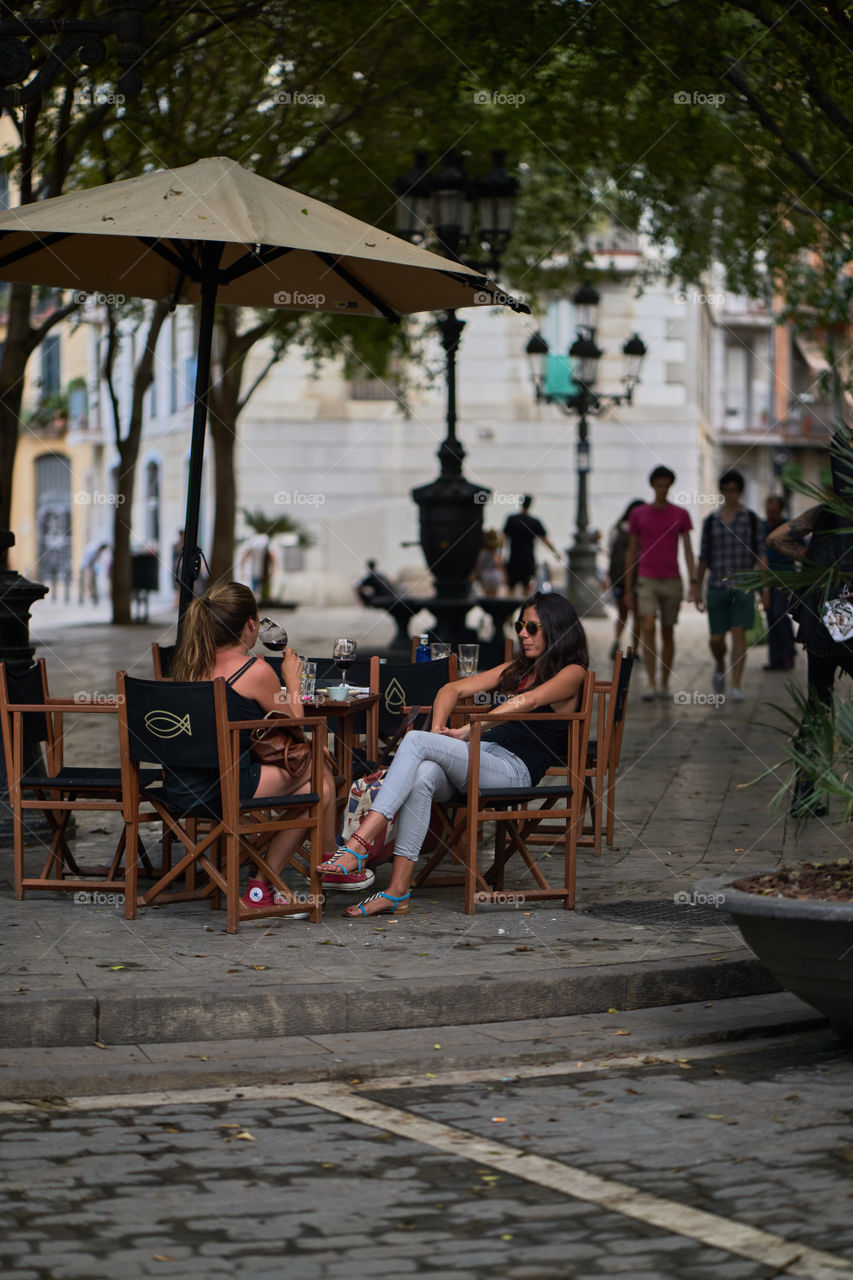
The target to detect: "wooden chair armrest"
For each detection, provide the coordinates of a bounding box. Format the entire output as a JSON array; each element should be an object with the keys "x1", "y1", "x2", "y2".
[
  {"x1": 227, "y1": 715, "x2": 326, "y2": 733},
  {"x1": 9, "y1": 699, "x2": 118, "y2": 712}
]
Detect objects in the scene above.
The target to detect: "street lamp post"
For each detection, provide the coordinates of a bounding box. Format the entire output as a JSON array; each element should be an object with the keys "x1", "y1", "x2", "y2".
[
  {"x1": 0, "y1": 4, "x2": 145, "y2": 106},
  {"x1": 394, "y1": 150, "x2": 524, "y2": 639},
  {"x1": 526, "y1": 284, "x2": 646, "y2": 617}
]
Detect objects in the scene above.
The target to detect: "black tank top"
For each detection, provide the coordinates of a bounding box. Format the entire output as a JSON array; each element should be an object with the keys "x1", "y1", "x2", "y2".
[
  {"x1": 225, "y1": 656, "x2": 265, "y2": 751},
  {"x1": 484, "y1": 708, "x2": 566, "y2": 786}
]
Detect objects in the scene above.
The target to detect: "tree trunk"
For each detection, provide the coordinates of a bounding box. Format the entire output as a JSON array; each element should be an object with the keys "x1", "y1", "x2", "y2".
[
  {"x1": 207, "y1": 310, "x2": 260, "y2": 586},
  {"x1": 104, "y1": 301, "x2": 170, "y2": 624},
  {"x1": 0, "y1": 284, "x2": 34, "y2": 542}
]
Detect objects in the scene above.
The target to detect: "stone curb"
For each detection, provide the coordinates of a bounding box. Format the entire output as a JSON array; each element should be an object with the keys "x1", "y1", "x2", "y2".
[
  {"x1": 0, "y1": 991, "x2": 822, "y2": 1103},
  {"x1": 0, "y1": 954, "x2": 781, "y2": 1049}
]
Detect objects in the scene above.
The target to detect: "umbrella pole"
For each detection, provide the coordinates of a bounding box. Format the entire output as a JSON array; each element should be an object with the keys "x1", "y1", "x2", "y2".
[{"x1": 177, "y1": 243, "x2": 224, "y2": 631}]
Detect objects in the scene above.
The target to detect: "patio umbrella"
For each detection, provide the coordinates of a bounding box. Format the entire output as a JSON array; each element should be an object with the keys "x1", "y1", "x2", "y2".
[{"x1": 0, "y1": 155, "x2": 521, "y2": 619}]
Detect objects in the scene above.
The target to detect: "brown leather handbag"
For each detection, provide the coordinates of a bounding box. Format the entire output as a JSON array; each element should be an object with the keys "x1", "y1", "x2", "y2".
[
  {"x1": 250, "y1": 714, "x2": 312, "y2": 775},
  {"x1": 250, "y1": 712, "x2": 336, "y2": 777}
]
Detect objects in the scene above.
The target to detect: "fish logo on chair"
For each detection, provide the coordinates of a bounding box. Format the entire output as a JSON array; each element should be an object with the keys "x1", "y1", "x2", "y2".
[{"x1": 144, "y1": 709, "x2": 192, "y2": 739}]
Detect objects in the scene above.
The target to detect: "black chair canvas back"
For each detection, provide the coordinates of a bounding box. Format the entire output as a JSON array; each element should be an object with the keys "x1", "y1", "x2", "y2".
[
  {"x1": 476, "y1": 639, "x2": 515, "y2": 670},
  {"x1": 307, "y1": 656, "x2": 371, "y2": 688},
  {"x1": 374, "y1": 657, "x2": 453, "y2": 738},
  {"x1": 2, "y1": 664, "x2": 50, "y2": 760},
  {"x1": 152, "y1": 643, "x2": 178, "y2": 679},
  {"x1": 613, "y1": 651, "x2": 634, "y2": 724},
  {"x1": 246, "y1": 655, "x2": 370, "y2": 688},
  {"x1": 123, "y1": 676, "x2": 220, "y2": 770}
]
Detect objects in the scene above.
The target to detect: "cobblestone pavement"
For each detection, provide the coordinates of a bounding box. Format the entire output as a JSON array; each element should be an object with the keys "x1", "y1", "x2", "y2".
[
  {"x1": 1, "y1": 1027, "x2": 851, "y2": 1279},
  {"x1": 3, "y1": 604, "x2": 845, "y2": 1050}
]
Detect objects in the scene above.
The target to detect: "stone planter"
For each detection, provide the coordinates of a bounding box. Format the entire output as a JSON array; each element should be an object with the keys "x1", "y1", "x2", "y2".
[{"x1": 700, "y1": 877, "x2": 853, "y2": 1038}]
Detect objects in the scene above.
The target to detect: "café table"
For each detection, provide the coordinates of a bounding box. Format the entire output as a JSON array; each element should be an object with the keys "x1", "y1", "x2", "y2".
[{"x1": 300, "y1": 690, "x2": 378, "y2": 799}]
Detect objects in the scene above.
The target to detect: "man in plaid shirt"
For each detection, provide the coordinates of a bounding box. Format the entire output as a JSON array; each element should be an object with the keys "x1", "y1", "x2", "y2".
[{"x1": 693, "y1": 470, "x2": 770, "y2": 701}]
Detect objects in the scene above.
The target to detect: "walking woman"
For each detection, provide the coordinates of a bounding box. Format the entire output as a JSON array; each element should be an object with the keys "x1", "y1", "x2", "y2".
[
  {"x1": 607, "y1": 498, "x2": 644, "y2": 659},
  {"x1": 170, "y1": 581, "x2": 338, "y2": 908},
  {"x1": 319, "y1": 592, "x2": 589, "y2": 917}
]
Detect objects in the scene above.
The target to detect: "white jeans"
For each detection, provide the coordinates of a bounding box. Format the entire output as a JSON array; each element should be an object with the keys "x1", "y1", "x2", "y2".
[{"x1": 369, "y1": 730, "x2": 531, "y2": 862}]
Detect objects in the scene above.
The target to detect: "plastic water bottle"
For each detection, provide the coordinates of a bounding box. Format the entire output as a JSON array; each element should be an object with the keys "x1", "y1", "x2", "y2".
[{"x1": 415, "y1": 633, "x2": 431, "y2": 663}]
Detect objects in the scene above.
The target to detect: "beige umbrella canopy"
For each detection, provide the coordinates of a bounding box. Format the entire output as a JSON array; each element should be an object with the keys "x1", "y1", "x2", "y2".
[
  {"x1": 0, "y1": 155, "x2": 500, "y2": 316},
  {"x1": 0, "y1": 157, "x2": 519, "y2": 616}
]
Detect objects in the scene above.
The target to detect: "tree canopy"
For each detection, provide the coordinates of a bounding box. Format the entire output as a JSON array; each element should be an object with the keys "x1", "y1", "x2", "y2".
[{"x1": 489, "y1": 1, "x2": 853, "y2": 311}]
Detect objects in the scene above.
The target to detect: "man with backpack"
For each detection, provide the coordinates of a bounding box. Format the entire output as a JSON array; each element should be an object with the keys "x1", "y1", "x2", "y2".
[{"x1": 694, "y1": 470, "x2": 769, "y2": 701}]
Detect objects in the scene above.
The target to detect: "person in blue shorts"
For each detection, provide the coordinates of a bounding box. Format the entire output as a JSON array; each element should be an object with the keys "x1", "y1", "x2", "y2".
[{"x1": 695, "y1": 471, "x2": 769, "y2": 701}]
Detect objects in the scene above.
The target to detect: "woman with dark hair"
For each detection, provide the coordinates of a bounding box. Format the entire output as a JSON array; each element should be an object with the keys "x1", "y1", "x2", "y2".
[
  {"x1": 171, "y1": 581, "x2": 338, "y2": 909},
  {"x1": 607, "y1": 498, "x2": 644, "y2": 659},
  {"x1": 319, "y1": 592, "x2": 589, "y2": 917}
]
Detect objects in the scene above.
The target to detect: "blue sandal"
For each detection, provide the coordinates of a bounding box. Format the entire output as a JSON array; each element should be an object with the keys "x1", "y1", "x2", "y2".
[
  {"x1": 345, "y1": 890, "x2": 411, "y2": 918},
  {"x1": 319, "y1": 847, "x2": 376, "y2": 893}
]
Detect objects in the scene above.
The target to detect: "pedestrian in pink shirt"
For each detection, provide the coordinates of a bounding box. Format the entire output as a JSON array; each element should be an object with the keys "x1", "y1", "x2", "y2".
[{"x1": 624, "y1": 466, "x2": 696, "y2": 700}]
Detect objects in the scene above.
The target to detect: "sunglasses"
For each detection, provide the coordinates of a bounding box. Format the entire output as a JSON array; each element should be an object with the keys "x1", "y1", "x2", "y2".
[{"x1": 514, "y1": 619, "x2": 541, "y2": 636}]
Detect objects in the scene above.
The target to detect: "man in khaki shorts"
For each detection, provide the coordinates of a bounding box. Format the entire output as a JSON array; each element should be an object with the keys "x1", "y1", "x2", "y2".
[{"x1": 624, "y1": 466, "x2": 695, "y2": 700}]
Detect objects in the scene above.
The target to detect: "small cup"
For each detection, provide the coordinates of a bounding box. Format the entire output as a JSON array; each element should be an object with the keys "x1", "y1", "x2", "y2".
[
  {"x1": 430, "y1": 642, "x2": 451, "y2": 661},
  {"x1": 458, "y1": 643, "x2": 479, "y2": 676},
  {"x1": 300, "y1": 660, "x2": 317, "y2": 700},
  {"x1": 325, "y1": 684, "x2": 349, "y2": 702}
]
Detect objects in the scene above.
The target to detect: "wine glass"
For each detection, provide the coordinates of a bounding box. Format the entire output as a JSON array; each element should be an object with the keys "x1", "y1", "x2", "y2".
[
  {"x1": 332, "y1": 637, "x2": 357, "y2": 695},
  {"x1": 258, "y1": 617, "x2": 288, "y2": 652}
]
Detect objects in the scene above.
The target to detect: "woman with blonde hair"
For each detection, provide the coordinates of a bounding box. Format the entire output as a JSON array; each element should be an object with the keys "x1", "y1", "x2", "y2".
[{"x1": 171, "y1": 581, "x2": 338, "y2": 910}]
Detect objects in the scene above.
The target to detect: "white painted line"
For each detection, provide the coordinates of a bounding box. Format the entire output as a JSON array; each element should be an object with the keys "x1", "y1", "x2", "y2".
[
  {"x1": 345, "y1": 1033, "x2": 828, "y2": 1092},
  {"x1": 0, "y1": 1032, "x2": 828, "y2": 1114},
  {"x1": 293, "y1": 1083, "x2": 853, "y2": 1279},
  {"x1": 0, "y1": 1053, "x2": 849, "y2": 1277}
]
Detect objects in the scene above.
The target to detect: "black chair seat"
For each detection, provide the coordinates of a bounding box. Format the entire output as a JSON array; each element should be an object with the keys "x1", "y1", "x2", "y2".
[
  {"x1": 22, "y1": 765, "x2": 161, "y2": 790},
  {"x1": 240, "y1": 790, "x2": 320, "y2": 810},
  {"x1": 145, "y1": 782, "x2": 321, "y2": 820},
  {"x1": 447, "y1": 783, "x2": 573, "y2": 804}
]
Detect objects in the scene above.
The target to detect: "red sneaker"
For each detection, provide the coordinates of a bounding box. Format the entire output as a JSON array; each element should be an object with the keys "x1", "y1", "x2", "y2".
[
  {"x1": 319, "y1": 849, "x2": 376, "y2": 893},
  {"x1": 241, "y1": 878, "x2": 310, "y2": 917},
  {"x1": 241, "y1": 878, "x2": 274, "y2": 908}
]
